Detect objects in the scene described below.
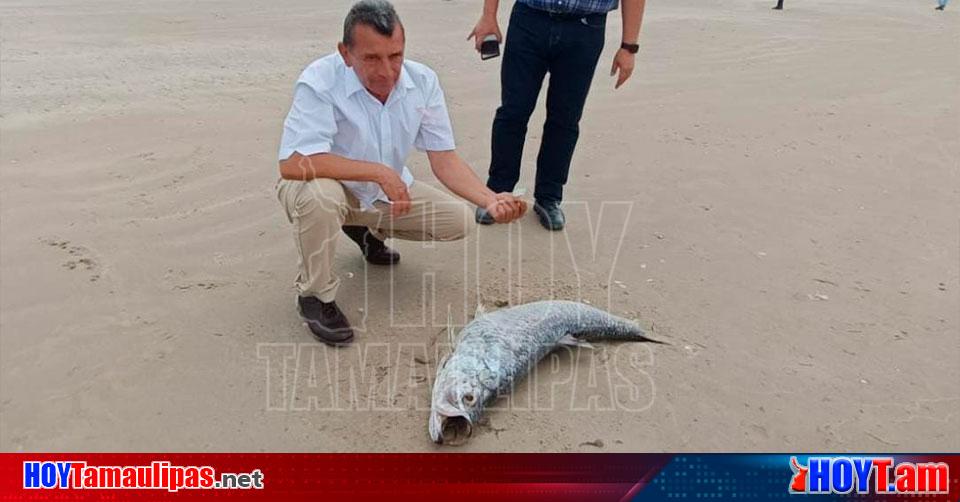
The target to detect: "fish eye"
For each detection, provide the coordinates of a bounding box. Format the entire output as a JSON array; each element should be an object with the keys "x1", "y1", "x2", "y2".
[{"x1": 463, "y1": 393, "x2": 476, "y2": 405}]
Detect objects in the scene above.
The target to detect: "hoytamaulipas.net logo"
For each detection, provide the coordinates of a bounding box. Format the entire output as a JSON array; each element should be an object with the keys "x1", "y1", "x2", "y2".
[
  {"x1": 23, "y1": 460, "x2": 264, "y2": 492},
  {"x1": 789, "y1": 456, "x2": 949, "y2": 495}
]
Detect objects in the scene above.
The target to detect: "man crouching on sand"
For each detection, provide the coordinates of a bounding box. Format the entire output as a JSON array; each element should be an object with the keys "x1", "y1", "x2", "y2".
[{"x1": 276, "y1": 0, "x2": 527, "y2": 344}]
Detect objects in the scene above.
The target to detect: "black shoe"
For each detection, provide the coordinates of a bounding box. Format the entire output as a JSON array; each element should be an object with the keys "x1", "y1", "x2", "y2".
[
  {"x1": 297, "y1": 296, "x2": 354, "y2": 345},
  {"x1": 935, "y1": 5, "x2": 945, "y2": 9},
  {"x1": 475, "y1": 207, "x2": 495, "y2": 225},
  {"x1": 534, "y1": 201, "x2": 565, "y2": 231},
  {"x1": 342, "y1": 225, "x2": 400, "y2": 265}
]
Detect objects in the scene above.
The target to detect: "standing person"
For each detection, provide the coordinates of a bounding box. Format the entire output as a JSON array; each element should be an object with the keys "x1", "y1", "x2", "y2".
[
  {"x1": 277, "y1": 0, "x2": 526, "y2": 344},
  {"x1": 936, "y1": 0, "x2": 948, "y2": 10},
  {"x1": 773, "y1": 0, "x2": 784, "y2": 10},
  {"x1": 469, "y1": 0, "x2": 646, "y2": 231}
]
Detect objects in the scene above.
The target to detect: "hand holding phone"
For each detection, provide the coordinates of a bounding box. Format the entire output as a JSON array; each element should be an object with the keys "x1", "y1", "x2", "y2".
[
  {"x1": 468, "y1": 15, "x2": 502, "y2": 58},
  {"x1": 480, "y1": 34, "x2": 500, "y2": 60}
]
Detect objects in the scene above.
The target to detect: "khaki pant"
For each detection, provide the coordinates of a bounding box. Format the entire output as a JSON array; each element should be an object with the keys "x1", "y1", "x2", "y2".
[{"x1": 276, "y1": 178, "x2": 476, "y2": 302}]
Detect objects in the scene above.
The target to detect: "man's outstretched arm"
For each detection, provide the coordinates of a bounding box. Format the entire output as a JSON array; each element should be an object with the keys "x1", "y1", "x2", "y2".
[{"x1": 426, "y1": 150, "x2": 526, "y2": 223}]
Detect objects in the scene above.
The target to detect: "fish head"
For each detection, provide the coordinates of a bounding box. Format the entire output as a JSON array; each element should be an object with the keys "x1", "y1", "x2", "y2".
[{"x1": 429, "y1": 364, "x2": 487, "y2": 445}]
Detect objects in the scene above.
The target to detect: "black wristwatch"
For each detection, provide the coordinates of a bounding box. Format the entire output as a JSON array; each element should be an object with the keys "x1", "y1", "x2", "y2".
[{"x1": 620, "y1": 42, "x2": 640, "y2": 54}]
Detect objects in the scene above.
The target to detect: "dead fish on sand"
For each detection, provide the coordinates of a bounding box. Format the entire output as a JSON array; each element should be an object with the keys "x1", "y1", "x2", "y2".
[{"x1": 428, "y1": 300, "x2": 664, "y2": 445}]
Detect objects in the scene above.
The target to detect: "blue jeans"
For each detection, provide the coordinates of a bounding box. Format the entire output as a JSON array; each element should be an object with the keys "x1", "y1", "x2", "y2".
[
  {"x1": 939, "y1": 0, "x2": 948, "y2": 7},
  {"x1": 487, "y1": 2, "x2": 607, "y2": 204}
]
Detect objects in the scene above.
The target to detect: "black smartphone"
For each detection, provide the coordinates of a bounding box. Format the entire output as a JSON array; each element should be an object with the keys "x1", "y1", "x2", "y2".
[{"x1": 480, "y1": 35, "x2": 500, "y2": 60}]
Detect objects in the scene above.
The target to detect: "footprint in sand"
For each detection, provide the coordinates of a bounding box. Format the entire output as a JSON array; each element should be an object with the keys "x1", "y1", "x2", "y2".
[
  {"x1": 172, "y1": 280, "x2": 232, "y2": 291},
  {"x1": 41, "y1": 238, "x2": 102, "y2": 282}
]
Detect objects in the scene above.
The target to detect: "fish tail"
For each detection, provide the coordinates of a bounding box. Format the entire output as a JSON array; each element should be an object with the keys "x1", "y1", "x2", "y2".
[
  {"x1": 562, "y1": 302, "x2": 668, "y2": 344},
  {"x1": 578, "y1": 321, "x2": 667, "y2": 344}
]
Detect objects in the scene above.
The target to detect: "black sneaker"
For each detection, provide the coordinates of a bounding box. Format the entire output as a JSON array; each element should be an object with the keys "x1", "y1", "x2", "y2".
[
  {"x1": 342, "y1": 225, "x2": 400, "y2": 265},
  {"x1": 475, "y1": 207, "x2": 495, "y2": 225},
  {"x1": 297, "y1": 296, "x2": 354, "y2": 345},
  {"x1": 534, "y1": 200, "x2": 565, "y2": 231}
]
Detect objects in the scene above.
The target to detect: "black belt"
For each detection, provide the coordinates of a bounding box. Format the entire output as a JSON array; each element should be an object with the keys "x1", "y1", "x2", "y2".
[{"x1": 516, "y1": 2, "x2": 608, "y2": 23}]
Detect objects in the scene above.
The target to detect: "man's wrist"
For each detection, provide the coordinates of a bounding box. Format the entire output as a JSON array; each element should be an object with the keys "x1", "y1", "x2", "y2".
[
  {"x1": 481, "y1": 1, "x2": 499, "y2": 18},
  {"x1": 481, "y1": 192, "x2": 499, "y2": 209},
  {"x1": 620, "y1": 42, "x2": 640, "y2": 54},
  {"x1": 371, "y1": 164, "x2": 393, "y2": 184}
]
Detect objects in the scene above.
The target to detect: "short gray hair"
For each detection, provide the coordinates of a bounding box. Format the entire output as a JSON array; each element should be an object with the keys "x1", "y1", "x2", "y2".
[{"x1": 343, "y1": 0, "x2": 403, "y2": 46}]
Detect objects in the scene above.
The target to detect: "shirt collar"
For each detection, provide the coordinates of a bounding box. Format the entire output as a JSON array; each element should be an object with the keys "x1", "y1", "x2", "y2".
[
  {"x1": 342, "y1": 56, "x2": 416, "y2": 100},
  {"x1": 344, "y1": 62, "x2": 365, "y2": 97},
  {"x1": 397, "y1": 66, "x2": 416, "y2": 92}
]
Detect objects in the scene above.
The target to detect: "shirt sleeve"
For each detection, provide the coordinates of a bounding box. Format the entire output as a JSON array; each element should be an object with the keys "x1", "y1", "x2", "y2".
[
  {"x1": 414, "y1": 73, "x2": 456, "y2": 152},
  {"x1": 278, "y1": 81, "x2": 338, "y2": 161}
]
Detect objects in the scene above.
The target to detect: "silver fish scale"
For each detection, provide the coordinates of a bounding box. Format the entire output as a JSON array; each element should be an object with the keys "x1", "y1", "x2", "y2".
[{"x1": 449, "y1": 301, "x2": 646, "y2": 395}]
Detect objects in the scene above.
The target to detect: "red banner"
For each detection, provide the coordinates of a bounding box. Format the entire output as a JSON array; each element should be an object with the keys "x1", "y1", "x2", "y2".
[{"x1": 2, "y1": 453, "x2": 671, "y2": 501}]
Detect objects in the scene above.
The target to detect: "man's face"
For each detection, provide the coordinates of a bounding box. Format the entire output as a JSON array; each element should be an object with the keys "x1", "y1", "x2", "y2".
[{"x1": 339, "y1": 23, "x2": 405, "y2": 100}]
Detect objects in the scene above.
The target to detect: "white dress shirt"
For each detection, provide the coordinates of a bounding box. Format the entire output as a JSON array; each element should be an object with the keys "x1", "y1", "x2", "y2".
[{"x1": 278, "y1": 53, "x2": 456, "y2": 209}]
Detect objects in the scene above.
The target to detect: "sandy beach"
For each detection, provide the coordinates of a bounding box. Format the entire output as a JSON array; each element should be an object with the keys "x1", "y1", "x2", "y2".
[{"x1": 1, "y1": 0, "x2": 958, "y2": 452}]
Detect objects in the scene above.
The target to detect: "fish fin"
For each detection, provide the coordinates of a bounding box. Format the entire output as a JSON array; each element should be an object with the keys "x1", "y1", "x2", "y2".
[
  {"x1": 474, "y1": 302, "x2": 486, "y2": 319},
  {"x1": 558, "y1": 334, "x2": 596, "y2": 350},
  {"x1": 640, "y1": 336, "x2": 670, "y2": 345},
  {"x1": 625, "y1": 325, "x2": 670, "y2": 345}
]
